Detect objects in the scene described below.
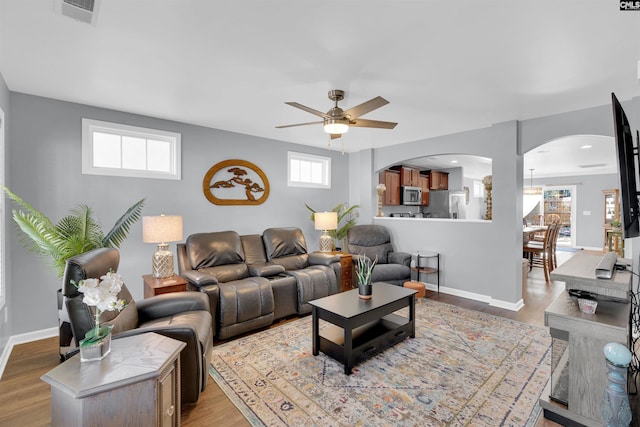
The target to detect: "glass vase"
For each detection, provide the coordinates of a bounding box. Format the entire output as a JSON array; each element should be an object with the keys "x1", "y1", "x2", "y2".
[{"x1": 79, "y1": 324, "x2": 113, "y2": 362}]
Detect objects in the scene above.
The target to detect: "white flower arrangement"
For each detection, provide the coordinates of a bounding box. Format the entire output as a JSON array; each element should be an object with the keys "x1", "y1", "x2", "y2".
[{"x1": 73, "y1": 271, "x2": 126, "y2": 345}]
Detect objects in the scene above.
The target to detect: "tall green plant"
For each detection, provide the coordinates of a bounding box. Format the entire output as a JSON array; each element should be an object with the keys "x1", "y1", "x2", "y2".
[
  {"x1": 305, "y1": 202, "x2": 359, "y2": 250},
  {"x1": 2, "y1": 186, "x2": 145, "y2": 279}
]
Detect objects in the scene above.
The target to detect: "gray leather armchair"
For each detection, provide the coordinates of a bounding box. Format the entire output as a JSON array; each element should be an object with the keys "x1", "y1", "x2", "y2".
[
  {"x1": 346, "y1": 224, "x2": 411, "y2": 286},
  {"x1": 62, "y1": 248, "x2": 213, "y2": 404}
]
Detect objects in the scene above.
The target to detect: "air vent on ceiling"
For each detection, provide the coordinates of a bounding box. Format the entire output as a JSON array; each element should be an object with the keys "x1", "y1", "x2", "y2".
[{"x1": 55, "y1": 0, "x2": 101, "y2": 25}]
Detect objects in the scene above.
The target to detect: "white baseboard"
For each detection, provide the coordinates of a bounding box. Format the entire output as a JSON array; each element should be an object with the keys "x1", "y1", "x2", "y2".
[
  {"x1": 0, "y1": 327, "x2": 58, "y2": 380},
  {"x1": 424, "y1": 282, "x2": 524, "y2": 312},
  {"x1": 490, "y1": 298, "x2": 525, "y2": 311}
]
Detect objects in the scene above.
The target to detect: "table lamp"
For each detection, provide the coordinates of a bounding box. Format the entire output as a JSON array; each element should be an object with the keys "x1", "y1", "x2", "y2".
[
  {"x1": 142, "y1": 214, "x2": 183, "y2": 278},
  {"x1": 314, "y1": 211, "x2": 338, "y2": 252}
]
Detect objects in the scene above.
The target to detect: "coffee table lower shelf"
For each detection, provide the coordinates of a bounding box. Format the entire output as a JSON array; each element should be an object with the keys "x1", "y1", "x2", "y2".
[{"x1": 318, "y1": 313, "x2": 412, "y2": 374}]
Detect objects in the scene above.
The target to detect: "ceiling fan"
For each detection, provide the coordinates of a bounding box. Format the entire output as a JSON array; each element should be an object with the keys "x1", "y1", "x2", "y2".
[{"x1": 276, "y1": 89, "x2": 397, "y2": 139}]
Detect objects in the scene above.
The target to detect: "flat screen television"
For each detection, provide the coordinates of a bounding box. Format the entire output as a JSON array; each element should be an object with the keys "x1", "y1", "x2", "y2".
[{"x1": 612, "y1": 92, "x2": 640, "y2": 239}]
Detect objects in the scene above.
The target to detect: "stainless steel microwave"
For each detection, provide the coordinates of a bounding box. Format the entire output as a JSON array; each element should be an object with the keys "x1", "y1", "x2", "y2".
[{"x1": 401, "y1": 186, "x2": 422, "y2": 205}]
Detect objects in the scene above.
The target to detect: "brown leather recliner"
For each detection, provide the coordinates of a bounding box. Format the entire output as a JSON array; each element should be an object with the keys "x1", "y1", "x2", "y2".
[{"x1": 62, "y1": 247, "x2": 213, "y2": 404}]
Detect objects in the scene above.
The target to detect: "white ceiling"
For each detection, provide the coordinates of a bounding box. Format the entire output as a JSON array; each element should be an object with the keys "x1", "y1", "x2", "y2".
[{"x1": 0, "y1": 1, "x2": 638, "y2": 178}]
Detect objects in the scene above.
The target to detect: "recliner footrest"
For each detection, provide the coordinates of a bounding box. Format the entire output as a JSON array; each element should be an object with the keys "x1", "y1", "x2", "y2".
[{"x1": 217, "y1": 277, "x2": 274, "y2": 340}]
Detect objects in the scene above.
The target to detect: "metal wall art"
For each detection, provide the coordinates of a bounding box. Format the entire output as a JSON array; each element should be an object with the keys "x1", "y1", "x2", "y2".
[{"x1": 202, "y1": 159, "x2": 270, "y2": 205}]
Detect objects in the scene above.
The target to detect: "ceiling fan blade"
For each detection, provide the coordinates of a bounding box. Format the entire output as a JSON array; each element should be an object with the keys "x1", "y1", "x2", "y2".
[
  {"x1": 330, "y1": 133, "x2": 342, "y2": 140},
  {"x1": 343, "y1": 96, "x2": 389, "y2": 119},
  {"x1": 276, "y1": 121, "x2": 323, "y2": 129},
  {"x1": 350, "y1": 118, "x2": 397, "y2": 129},
  {"x1": 285, "y1": 102, "x2": 328, "y2": 119}
]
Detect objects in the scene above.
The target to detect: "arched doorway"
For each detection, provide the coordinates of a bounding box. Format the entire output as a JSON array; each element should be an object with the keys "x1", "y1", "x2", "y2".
[{"x1": 523, "y1": 134, "x2": 616, "y2": 249}]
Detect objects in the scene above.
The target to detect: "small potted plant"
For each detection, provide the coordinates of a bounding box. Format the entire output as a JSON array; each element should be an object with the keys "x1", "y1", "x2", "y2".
[{"x1": 355, "y1": 255, "x2": 377, "y2": 300}]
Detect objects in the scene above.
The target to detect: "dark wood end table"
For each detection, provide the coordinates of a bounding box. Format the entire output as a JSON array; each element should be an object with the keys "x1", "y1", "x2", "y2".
[{"x1": 143, "y1": 274, "x2": 187, "y2": 298}]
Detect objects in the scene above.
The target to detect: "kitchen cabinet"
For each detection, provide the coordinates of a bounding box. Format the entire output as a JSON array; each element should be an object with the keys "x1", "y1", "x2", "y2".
[
  {"x1": 418, "y1": 175, "x2": 429, "y2": 206},
  {"x1": 429, "y1": 171, "x2": 449, "y2": 190},
  {"x1": 401, "y1": 167, "x2": 420, "y2": 187},
  {"x1": 380, "y1": 170, "x2": 400, "y2": 205}
]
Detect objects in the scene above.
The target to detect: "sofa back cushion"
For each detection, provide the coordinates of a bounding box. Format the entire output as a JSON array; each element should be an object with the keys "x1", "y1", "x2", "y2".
[
  {"x1": 186, "y1": 231, "x2": 245, "y2": 269},
  {"x1": 185, "y1": 231, "x2": 250, "y2": 281},
  {"x1": 262, "y1": 227, "x2": 309, "y2": 270},
  {"x1": 347, "y1": 224, "x2": 393, "y2": 264},
  {"x1": 240, "y1": 234, "x2": 268, "y2": 264}
]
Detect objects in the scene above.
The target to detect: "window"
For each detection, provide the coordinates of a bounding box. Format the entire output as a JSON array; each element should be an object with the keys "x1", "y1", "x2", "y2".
[
  {"x1": 288, "y1": 151, "x2": 331, "y2": 188},
  {"x1": 82, "y1": 119, "x2": 181, "y2": 180},
  {"x1": 473, "y1": 180, "x2": 484, "y2": 198}
]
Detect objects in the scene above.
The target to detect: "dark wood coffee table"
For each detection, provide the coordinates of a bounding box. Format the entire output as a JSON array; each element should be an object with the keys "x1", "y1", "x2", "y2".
[{"x1": 309, "y1": 282, "x2": 416, "y2": 374}]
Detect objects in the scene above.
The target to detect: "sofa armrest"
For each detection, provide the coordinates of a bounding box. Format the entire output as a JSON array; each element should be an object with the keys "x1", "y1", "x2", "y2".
[
  {"x1": 389, "y1": 251, "x2": 411, "y2": 266},
  {"x1": 308, "y1": 252, "x2": 340, "y2": 266},
  {"x1": 181, "y1": 270, "x2": 219, "y2": 286},
  {"x1": 137, "y1": 291, "x2": 210, "y2": 323},
  {"x1": 248, "y1": 262, "x2": 285, "y2": 277}
]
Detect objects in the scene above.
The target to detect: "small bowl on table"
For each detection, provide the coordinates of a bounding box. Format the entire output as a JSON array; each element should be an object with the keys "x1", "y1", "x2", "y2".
[{"x1": 578, "y1": 298, "x2": 598, "y2": 314}]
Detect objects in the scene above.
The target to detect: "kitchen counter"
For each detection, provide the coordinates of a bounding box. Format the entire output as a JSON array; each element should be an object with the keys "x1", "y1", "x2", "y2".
[{"x1": 376, "y1": 216, "x2": 490, "y2": 223}]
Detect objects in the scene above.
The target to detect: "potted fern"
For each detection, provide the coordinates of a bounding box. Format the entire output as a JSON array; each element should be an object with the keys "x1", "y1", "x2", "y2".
[{"x1": 2, "y1": 186, "x2": 145, "y2": 279}]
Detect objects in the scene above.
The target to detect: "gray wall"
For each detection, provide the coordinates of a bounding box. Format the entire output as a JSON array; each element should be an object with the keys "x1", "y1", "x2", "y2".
[
  {"x1": 0, "y1": 73, "x2": 9, "y2": 355},
  {"x1": 351, "y1": 97, "x2": 640, "y2": 307},
  {"x1": 6, "y1": 93, "x2": 350, "y2": 335},
  {"x1": 354, "y1": 121, "x2": 524, "y2": 306}
]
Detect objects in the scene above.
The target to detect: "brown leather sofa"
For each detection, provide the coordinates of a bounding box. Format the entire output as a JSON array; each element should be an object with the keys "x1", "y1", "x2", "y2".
[
  {"x1": 62, "y1": 247, "x2": 213, "y2": 404},
  {"x1": 177, "y1": 227, "x2": 341, "y2": 340}
]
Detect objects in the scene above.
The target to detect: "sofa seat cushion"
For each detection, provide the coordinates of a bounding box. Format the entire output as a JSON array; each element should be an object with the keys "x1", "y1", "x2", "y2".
[
  {"x1": 197, "y1": 263, "x2": 250, "y2": 283},
  {"x1": 371, "y1": 264, "x2": 411, "y2": 285},
  {"x1": 217, "y1": 277, "x2": 274, "y2": 340}
]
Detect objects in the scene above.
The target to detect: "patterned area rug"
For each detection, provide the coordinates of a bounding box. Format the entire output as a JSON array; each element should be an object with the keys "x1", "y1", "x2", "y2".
[{"x1": 209, "y1": 299, "x2": 551, "y2": 426}]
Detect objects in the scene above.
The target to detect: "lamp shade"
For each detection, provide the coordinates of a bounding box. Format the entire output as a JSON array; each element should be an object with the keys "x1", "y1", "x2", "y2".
[
  {"x1": 314, "y1": 211, "x2": 338, "y2": 231},
  {"x1": 142, "y1": 215, "x2": 183, "y2": 243}
]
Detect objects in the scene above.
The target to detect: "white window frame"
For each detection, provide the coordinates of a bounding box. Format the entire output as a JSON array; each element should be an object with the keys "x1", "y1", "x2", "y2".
[
  {"x1": 82, "y1": 119, "x2": 181, "y2": 180},
  {"x1": 287, "y1": 151, "x2": 331, "y2": 189}
]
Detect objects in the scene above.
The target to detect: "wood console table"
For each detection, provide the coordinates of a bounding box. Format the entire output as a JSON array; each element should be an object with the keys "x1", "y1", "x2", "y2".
[
  {"x1": 539, "y1": 253, "x2": 632, "y2": 426},
  {"x1": 41, "y1": 333, "x2": 185, "y2": 427}
]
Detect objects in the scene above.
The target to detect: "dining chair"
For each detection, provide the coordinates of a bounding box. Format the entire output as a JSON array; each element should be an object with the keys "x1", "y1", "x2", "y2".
[{"x1": 523, "y1": 221, "x2": 558, "y2": 282}]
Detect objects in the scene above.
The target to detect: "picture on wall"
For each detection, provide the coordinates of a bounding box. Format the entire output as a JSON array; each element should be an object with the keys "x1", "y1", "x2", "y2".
[{"x1": 202, "y1": 159, "x2": 270, "y2": 205}]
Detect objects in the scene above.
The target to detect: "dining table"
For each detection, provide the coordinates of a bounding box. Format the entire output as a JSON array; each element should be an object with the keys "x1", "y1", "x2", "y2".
[{"x1": 523, "y1": 225, "x2": 547, "y2": 243}]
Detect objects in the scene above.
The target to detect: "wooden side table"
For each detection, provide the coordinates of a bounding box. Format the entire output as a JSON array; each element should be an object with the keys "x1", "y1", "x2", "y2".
[
  {"x1": 143, "y1": 274, "x2": 187, "y2": 298},
  {"x1": 315, "y1": 251, "x2": 353, "y2": 292},
  {"x1": 328, "y1": 252, "x2": 354, "y2": 292},
  {"x1": 41, "y1": 333, "x2": 185, "y2": 427}
]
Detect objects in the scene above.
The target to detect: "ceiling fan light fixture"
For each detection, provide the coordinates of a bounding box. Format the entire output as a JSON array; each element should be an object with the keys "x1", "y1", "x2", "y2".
[{"x1": 323, "y1": 118, "x2": 349, "y2": 135}]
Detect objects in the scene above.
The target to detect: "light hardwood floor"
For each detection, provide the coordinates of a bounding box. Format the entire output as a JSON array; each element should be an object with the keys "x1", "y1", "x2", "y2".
[{"x1": 0, "y1": 251, "x2": 582, "y2": 426}]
